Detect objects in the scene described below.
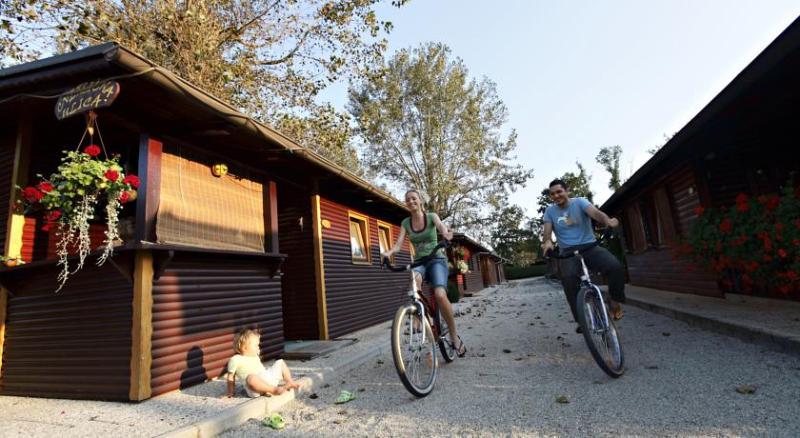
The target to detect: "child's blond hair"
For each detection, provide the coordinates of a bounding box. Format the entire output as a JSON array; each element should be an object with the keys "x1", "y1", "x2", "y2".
[{"x1": 234, "y1": 328, "x2": 260, "y2": 354}]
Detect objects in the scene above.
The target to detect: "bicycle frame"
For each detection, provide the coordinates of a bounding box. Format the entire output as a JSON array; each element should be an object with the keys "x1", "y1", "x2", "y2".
[
  {"x1": 406, "y1": 269, "x2": 440, "y2": 343},
  {"x1": 575, "y1": 251, "x2": 610, "y2": 331}
]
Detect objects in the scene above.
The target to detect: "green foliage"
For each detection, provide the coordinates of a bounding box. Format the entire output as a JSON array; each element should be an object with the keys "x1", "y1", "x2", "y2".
[
  {"x1": 0, "y1": 0, "x2": 409, "y2": 171},
  {"x1": 504, "y1": 264, "x2": 547, "y2": 280},
  {"x1": 596, "y1": 145, "x2": 623, "y2": 190},
  {"x1": 349, "y1": 42, "x2": 533, "y2": 229},
  {"x1": 490, "y1": 205, "x2": 539, "y2": 266},
  {"x1": 679, "y1": 180, "x2": 800, "y2": 295}
]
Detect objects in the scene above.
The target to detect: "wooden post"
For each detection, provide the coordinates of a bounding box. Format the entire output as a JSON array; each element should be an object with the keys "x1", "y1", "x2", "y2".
[
  {"x1": 0, "y1": 286, "x2": 7, "y2": 380},
  {"x1": 130, "y1": 250, "x2": 154, "y2": 401},
  {"x1": 263, "y1": 181, "x2": 279, "y2": 253},
  {"x1": 135, "y1": 135, "x2": 162, "y2": 243},
  {"x1": 311, "y1": 194, "x2": 329, "y2": 340}
]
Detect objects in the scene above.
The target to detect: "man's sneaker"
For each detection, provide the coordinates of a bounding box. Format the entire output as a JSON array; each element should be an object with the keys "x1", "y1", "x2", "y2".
[{"x1": 575, "y1": 325, "x2": 583, "y2": 334}]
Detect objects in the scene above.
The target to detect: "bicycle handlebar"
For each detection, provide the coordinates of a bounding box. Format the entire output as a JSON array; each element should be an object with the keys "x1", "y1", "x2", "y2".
[
  {"x1": 544, "y1": 228, "x2": 615, "y2": 260},
  {"x1": 382, "y1": 240, "x2": 450, "y2": 272}
]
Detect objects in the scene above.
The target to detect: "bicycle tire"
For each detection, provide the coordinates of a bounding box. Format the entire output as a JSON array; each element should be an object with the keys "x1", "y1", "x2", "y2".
[
  {"x1": 391, "y1": 304, "x2": 438, "y2": 397},
  {"x1": 576, "y1": 286, "x2": 625, "y2": 378},
  {"x1": 435, "y1": 309, "x2": 457, "y2": 363}
]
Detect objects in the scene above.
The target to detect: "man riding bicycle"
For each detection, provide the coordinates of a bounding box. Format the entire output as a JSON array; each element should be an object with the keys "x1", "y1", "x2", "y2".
[{"x1": 541, "y1": 179, "x2": 626, "y2": 333}]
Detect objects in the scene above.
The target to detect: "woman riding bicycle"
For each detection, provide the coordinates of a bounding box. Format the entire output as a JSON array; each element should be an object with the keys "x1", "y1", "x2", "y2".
[{"x1": 381, "y1": 189, "x2": 467, "y2": 357}]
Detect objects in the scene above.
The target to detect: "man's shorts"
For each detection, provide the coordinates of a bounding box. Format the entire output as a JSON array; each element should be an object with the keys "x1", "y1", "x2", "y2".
[
  {"x1": 244, "y1": 359, "x2": 285, "y2": 398},
  {"x1": 412, "y1": 257, "x2": 449, "y2": 289}
]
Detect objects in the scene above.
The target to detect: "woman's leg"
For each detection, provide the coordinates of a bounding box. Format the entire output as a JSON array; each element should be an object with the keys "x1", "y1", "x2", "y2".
[{"x1": 434, "y1": 286, "x2": 459, "y2": 345}]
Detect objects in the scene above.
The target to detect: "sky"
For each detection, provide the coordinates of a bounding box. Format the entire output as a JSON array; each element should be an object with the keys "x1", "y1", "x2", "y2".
[{"x1": 319, "y1": 0, "x2": 800, "y2": 217}]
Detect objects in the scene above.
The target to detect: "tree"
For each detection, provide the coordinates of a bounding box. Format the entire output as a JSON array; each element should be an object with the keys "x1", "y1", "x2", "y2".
[
  {"x1": 349, "y1": 42, "x2": 533, "y2": 229},
  {"x1": 534, "y1": 161, "x2": 593, "y2": 231},
  {"x1": 596, "y1": 145, "x2": 623, "y2": 190},
  {"x1": 490, "y1": 205, "x2": 539, "y2": 266},
  {"x1": 0, "y1": 0, "x2": 409, "y2": 170}
]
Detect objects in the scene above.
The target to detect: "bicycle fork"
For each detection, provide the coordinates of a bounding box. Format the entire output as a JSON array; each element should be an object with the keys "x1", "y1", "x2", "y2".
[{"x1": 579, "y1": 256, "x2": 610, "y2": 331}]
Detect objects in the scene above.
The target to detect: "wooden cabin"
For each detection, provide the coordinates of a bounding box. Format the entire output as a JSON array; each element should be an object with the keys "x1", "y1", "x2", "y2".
[
  {"x1": 601, "y1": 17, "x2": 800, "y2": 300},
  {"x1": 0, "y1": 43, "x2": 414, "y2": 401},
  {"x1": 451, "y1": 233, "x2": 504, "y2": 294}
]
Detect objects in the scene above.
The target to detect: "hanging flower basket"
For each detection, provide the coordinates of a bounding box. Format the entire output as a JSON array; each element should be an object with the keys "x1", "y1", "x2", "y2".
[{"x1": 18, "y1": 123, "x2": 140, "y2": 290}]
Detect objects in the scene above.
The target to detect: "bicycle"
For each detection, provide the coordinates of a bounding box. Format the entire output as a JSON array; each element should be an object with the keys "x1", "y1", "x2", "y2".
[
  {"x1": 382, "y1": 241, "x2": 457, "y2": 397},
  {"x1": 546, "y1": 229, "x2": 625, "y2": 378}
]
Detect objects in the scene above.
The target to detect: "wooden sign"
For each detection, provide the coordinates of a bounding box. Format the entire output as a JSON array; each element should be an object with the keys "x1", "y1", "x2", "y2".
[{"x1": 55, "y1": 80, "x2": 120, "y2": 120}]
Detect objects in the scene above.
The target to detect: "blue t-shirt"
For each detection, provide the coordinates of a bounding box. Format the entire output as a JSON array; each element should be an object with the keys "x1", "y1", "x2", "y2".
[{"x1": 543, "y1": 197, "x2": 596, "y2": 248}]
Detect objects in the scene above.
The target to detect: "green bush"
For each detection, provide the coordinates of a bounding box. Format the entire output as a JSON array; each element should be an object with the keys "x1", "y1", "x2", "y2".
[
  {"x1": 447, "y1": 280, "x2": 460, "y2": 303},
  {"x1": 504, "y1": 264, "x2": 547, "y2": 280}
]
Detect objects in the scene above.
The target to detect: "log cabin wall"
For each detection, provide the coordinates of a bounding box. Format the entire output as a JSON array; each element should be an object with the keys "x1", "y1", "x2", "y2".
[
  {"x1": 318, "y1": 198, "x2": 411, "y2": 339},
  {"x1": 0, "y1": 262, "x2": 133, "y2": 400},
  {"x1": 149, "y1": 252, "x2": 284, "y2": 397},
  {"x1": 616, "y1": 163, "x2": 720, "y2": 296},
  {"x1": 278, "y1": 185, "x2": 318, "y2": 340}
]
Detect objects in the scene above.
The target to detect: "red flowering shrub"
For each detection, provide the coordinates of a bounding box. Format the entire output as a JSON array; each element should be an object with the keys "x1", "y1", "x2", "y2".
[
  {"x1": 123, "y1": 175, "x2": 140, "y2": 189},
  {"x1": 680, "y1": 180, "x2": 800, "y2": 295}
]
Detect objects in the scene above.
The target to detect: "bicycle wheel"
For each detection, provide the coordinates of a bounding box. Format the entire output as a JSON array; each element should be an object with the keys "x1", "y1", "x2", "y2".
[
  {"x1": 576, "y1": 286, "x2": 625, "y2": 378},
  {"x1": 435, "y1": 309, "x2": 457, "y2": 363},
  {"x1": 391, "y1": 304, "x2": 438, "y2": 397}
]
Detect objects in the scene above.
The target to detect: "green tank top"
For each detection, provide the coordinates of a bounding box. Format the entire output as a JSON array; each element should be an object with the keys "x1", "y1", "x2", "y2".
[{"x1": 401, "y1": 212, "x2": 445, "y2": 261}]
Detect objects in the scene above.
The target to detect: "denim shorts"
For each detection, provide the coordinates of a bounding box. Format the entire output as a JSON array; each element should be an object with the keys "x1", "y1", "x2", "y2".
[{"x1": 412, "y1": 257, "x2": 449, "y2": 289}]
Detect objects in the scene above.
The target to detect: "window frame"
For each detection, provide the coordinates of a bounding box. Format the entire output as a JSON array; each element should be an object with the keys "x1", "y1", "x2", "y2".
[
  {"x1": 348, "y1": 211, "x2": 371, "y2": 265},
  {"x1": 376, "y1": 220, "x2": 394, "y2": 264}
]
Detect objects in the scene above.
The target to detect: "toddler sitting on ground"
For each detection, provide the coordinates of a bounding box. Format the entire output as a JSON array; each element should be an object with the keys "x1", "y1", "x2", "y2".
[{"x1": 224, "y1": 329, "x2": 301, "y2": 398}]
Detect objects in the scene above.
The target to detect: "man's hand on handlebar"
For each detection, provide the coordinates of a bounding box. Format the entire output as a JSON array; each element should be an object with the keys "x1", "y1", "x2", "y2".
[{"x1": 606, "y1": 217, "x2": 619, "y2": 228}]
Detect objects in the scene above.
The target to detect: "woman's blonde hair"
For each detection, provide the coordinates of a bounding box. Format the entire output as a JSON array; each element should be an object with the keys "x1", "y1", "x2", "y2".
[
  {"x1": 234, "y1": 328, "x2": 260, "y2": 354},
  {"x1": 404, "y1": 189, "x2": 427, "y2": 212}
]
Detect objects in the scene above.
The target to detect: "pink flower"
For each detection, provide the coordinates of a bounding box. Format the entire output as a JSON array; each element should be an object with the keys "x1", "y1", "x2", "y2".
[
  {"x1": 105, "y1": 169, "x2": 120, "y2": 182},
  {"x1": 123, "y1": 175, "x2": 140, "y2": 189},
  {"x1": 84, "y1": 144, "x2": 101, "y2": 157}
]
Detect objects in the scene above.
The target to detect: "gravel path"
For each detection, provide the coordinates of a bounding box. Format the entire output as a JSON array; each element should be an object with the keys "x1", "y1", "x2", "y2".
[{"x1": 222, "y1": 278, "x2": 800, "y2": 437}]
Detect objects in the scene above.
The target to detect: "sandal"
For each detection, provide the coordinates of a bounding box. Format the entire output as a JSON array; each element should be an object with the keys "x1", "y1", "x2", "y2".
[
  {"x1": 455, "y1": 336, "x2": 467, "y2": 358},
  {"x1": 263, "y1": 413, "x2": 285, "y2": 430},
  {"x1": 335, "y1": 390, "x2": 356, "y2": 404},
  {"x1": 610, "y1": 306, "x2": 624, "y2": 321}
]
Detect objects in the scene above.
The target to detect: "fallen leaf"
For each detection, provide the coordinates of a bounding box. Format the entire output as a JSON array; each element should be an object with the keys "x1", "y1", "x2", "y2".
[
  {"x1": 358, "y1": 388, "x2": 365, "y2": 392},
  {"x1": 646, "y1": 366, "x2": 659, "y2": 370},
  {"x1": 662, "y1": 332, "x2": 671, "y2": 337},
  {"x1": 556, "y1": 395, "x2": 570, "y2": 404},
  {"x1": 736, "y1": 385, "x2": 756, "y2": 394},
  {"x1": 309, "y1": 393, "x2": 319, "y2": 399},
  {"x1": 503, "y1": 349, "x2": 512, "y2": 353}
]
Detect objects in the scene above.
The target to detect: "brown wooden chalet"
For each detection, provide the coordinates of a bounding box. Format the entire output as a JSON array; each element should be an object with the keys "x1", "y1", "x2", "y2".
[
  {"x1": 601, "y1": 16, "x2": 800, "y2": 299},
  {"x1": 451, "y1": 233, "x2": 505, "y2": 296},
  {"x1": 0, "y1": 43, "x2": 420, "y2": 401}
]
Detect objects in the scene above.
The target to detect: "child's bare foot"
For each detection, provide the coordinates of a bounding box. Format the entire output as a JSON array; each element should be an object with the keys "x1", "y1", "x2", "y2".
[{"x1": 285, "y1": 381, "x2": 302, "y2": 391}]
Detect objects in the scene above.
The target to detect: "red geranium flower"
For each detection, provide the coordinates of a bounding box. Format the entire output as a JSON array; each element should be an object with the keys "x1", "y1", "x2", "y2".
[
  {"x1": 123, "y1": 175, "x2": 140, "y2": 189},
  {"x1": 37, "y1": 182, "x2": 54, "y2": 193},
  {"x1": 778, "y1": 285, "x2": 791, "y2": 295},
  {"x1": 41, "y1": 223, "x2": 52, "y2": 232},
  {"x1": 119, "y1": 191, "x2": 130, "y2": 204},
  {"x1": 793, "y1": 239, "x2": 800, "y2": 247},
  {"x1": 719, "y1": 218, "x2": 733, "y2": 234},
  {"x1": 777, "y1": 248, "x2": 788, "y2": 258},
  {"x1": 776, "y1": 222, "x2": 785, "y2": 232},
  {"x1": 794, "y1": 219, "x2": 800, "y2": 229},
  {"x1": 766, "y1": 196, "x2": 780, "y2": 211},
  {"x1": 22, "y1": 186, "x2": 43, "y2": 202},
  {"x1": 787, "y1": 271, "x2": 799, "y2": 281},
  {"x1": 735, "y1": 193, "x2": 749, "y2": 205},
  {"x1": 694, "y1": 206, "x2": 704, "y2": 216},
  {"x1": 45, "y1": 210, "x2": 61, "y2": 222},
  {"x1": 105, "y1": 169, "x2": 120, "y2": 182},
  {"x1": 84, "y1": 144, "x2": 102, "y2": 157},
  {"x1": 736, "y1": 202, "x2": 749, "y2": 213}
]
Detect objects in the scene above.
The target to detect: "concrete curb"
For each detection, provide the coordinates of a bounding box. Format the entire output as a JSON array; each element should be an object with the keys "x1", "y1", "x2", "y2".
[
  {"x1": 626, "y1": 297, "x2": 800, "y2": 357},
  {"x1": 157, "y1": 284, "x2": 504, "y2": 438},
  {"x1": 159, "y1": 342, "x2": 387, "y2": 438}
]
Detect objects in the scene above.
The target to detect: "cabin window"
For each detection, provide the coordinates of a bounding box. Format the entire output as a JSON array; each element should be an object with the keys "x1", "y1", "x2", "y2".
[
  {"x1": 348, "y1": 212, "x2": 370, "y2": 264},
  {"x1": 377, "y1": 221, "x2": 393, "y2": 263},
  {"x1": 653, "y1": 187, "x2": 678, "y2": 245},
  {"x1": 623, "y1": 205, "x2": 647, "y2": 253},
  {"x1": 467, "y1": 255, "x2": 475, "y2": 271},
  {"x1": 638, "y1": 197, "x2": 659, "y2": 247}
]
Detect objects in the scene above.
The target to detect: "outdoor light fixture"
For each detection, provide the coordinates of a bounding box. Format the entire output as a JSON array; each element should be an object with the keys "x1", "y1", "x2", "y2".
[{"x1": 211, "y1": 163, "x2": 228, "y2": 177}]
